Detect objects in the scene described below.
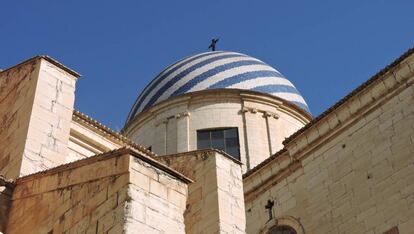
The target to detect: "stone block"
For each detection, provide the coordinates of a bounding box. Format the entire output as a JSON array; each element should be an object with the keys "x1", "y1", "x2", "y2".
[
  {"x1": 108, "y1": 173, "x2": 130, "y2": 197},
  {"x1": 149, "y1": 179, "x2": 168, "y2": 200}
]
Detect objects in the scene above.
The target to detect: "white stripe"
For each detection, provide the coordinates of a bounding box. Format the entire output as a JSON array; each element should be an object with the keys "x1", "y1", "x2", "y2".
[
  {"x1": 188, "y1": 64, "x2": 277, "y2": 92},
  {"x1": 140, "y1": 51, "x2": 216, "y2": 95},
  {"x1": 129, "y1": 53, "x2": 211, "y2": 117},
  {"x1": 136, "y1": 52, "x2": 242, "y2": 112},
  {"x1": 227, "y1": 76, "x2": 294, "y2": 90},
  {"x1": 271, "y1": 92, "x2": 307, "y2": 105},
  {"x1": 148, "y1": 56, "x2": 260, "y2": 109}
]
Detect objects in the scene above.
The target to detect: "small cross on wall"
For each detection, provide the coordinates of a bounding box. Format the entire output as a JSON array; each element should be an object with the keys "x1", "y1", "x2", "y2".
[{"x1": 265, "y1": 199, "x2": 275, "y2": 221}]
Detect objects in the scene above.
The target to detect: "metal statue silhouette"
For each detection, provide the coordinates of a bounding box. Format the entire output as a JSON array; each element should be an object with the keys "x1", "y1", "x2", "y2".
[
  {"x1": 208, "y1": 38, "x2": 219, "y2": 51},
  {"x1": 265, "y1": 199, "x2": 274, "y2": 220}
]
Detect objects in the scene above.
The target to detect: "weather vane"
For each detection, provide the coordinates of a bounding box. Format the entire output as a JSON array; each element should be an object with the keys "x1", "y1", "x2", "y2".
[{"x1": 208, "y1": 38, "x2": 219, "y2": 51}]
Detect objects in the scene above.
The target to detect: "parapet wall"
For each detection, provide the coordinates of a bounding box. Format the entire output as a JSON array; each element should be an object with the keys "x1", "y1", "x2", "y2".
[
  {"x1": 5, "y1": 148, "x2": 190, "y2": 234},
  {"x1": 243, "y1": 48, "x2": 414, "y2": 233},
  {"x1": 157, "y1": 149, "x2": 246, "y2": 234},
  {"x1": 0, "y1": 59, "x2": 40, "y2": 179},
  {"x1": 0, "y1": 56, "x2": 79, "y2": 179},
  {"x1": 124, "y1": 90, "x2": 311, "y2": 172}
]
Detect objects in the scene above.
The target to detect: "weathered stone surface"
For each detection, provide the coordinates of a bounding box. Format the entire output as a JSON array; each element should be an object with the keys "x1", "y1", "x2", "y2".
[
  {"x1": 124, "y1": 90, "x2": 311, "y2": 173},
  {"x1": 0, "y1": 57, "x2": 78, "y2": 179},
  {"x1": 5, "y1": 148, "x2": 189, "y2": 234},
  {"x1": 244, "y1": 51, "x2": 414, "y2": 234},
  {"x1": 157, "y1": 150, "x2": 246, "y2": 234}
]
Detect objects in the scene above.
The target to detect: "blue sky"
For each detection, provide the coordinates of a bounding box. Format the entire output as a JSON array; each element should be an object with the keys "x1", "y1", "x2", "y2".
[{"x1": 1, "y1": 1, "x2": 413, "y2": 130}]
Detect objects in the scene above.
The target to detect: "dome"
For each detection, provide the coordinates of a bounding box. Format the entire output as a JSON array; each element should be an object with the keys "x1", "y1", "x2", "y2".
[{"x1": 127, "y1": 51, "x2": 309, "y2": 122}]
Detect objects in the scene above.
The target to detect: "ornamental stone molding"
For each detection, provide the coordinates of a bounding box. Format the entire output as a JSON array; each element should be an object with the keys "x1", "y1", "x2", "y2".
[{"x1": 242, "y1": 106, "x2": 280, "y2": 119}]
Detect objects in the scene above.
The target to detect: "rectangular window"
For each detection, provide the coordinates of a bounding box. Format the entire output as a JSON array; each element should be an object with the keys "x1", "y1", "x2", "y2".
[{"x1": 197, "y1": 127, "x2": 240, "y2": 160}]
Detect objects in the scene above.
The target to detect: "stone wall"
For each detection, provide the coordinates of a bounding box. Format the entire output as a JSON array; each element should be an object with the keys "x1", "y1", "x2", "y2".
[
  {"x1": 124, "y1": 90, "x2": 310, "y2": 172},
  {"x1": 21, "y1": 58, "x2": 78, "y2": 175},
  {"x1": 243, "y1": 50, "x2": 414, "y2": 233},
  {"x1": 124, "y1": 155, "x2": 188, "y2": 233},
  {"x1": 0, "y1": 59, "x2": 40, "y2": 179},
  {"x1": 0, "y1": 176, "x2": 14, "y2": 233},
  {"x1": 68, "y1": 113, "x2": 124, "y2": 162},
  {"x1": 158, "y1": 150, "x2": 246, "y2": 234},
  {"x1": 5, "y1": 148, "x2": 189, "y2": 234},
  {"x1": 0, "y1": 57, "x2": 79, "y2": 179}
]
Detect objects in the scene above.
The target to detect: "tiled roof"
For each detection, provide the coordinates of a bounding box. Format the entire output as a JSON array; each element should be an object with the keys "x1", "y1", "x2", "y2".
[
  {"x1": 126, "y1": 51, "x2": 309, "y2": 123},
  {"x1": 73, "y1": 110, "x2": 157, "y2": 157}
]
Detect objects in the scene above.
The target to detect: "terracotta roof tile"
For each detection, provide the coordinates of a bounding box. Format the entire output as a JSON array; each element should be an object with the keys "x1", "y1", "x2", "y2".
[{"x1": 73, "y1": 110, "x2": 157, "y2": 157}]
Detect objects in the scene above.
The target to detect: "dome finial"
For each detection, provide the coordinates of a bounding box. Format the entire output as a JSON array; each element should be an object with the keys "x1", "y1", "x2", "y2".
[{"x1": 208, "y1": 38, "x2": 219, "y2": 51}]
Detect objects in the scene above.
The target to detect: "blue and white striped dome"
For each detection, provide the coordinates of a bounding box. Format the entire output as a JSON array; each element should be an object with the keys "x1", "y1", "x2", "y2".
[{"x1": 127, "y1": 51, "x2": 309, "y2": 121}]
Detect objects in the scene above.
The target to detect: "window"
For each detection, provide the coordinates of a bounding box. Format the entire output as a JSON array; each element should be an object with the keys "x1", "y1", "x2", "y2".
[
  {"x1": 269, "y1": 225, "x2": 297, "y2": 234},
  {"x1": 383, "y1": 227, "x2": 399, "y2": 234},
  {"x1": 197, "y1": 128, "x2": 240, "y2": 160},
  {"x1": 260, "y1": 216, "x2": 303, "y2": 234}
]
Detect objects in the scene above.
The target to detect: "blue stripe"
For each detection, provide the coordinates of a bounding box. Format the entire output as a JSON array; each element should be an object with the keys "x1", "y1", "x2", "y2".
[
  {"x1": 250, "y1": 84, "x2": 300, "y2": 95},
  {"x1": 141, "y1": 53, "x2": 249, "y2": 111},
  {"x1": 291, "y1": 101, "x2": 310, "y2": 113},
  {"x1": 129, "y1": 51, "x2": 224, "y2": 117},
  {"x1": 209, "y1": 70, "x2": 284, "y2": 89},
  {"x1": 141, "y1": 51, "x2": 219, "y2": 96},
  {"x1": 250, "y1": 85, "x2": 309, "y2": 111},
  {"x1": 171, "y1": 60, "x2": 267, "y2": 97}
]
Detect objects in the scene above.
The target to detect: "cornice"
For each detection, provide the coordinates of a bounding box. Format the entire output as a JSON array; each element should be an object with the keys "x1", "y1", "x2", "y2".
[
  {"x1": 72, "y1": 110, "x2": 156, "y2": 157},
  {"x1": 123, "y1": 89, "x2": 312, "y2": 135},
  {"x1": 0, "y1": 55, "x2": 80, "y2": 78}
]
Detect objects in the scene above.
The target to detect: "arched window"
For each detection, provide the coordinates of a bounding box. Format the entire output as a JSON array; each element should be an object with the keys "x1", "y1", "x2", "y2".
[
  {"x1": 260, "y1": 216, "x2": 304, "y2": 234},
  {"x1": 269, "y1": 225, "x2": 297, "y2": 234}
]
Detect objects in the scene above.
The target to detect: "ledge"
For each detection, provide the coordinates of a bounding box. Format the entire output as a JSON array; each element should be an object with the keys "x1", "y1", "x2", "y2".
[
  {"x1": 157, "y1": 149, "x2": 243, "y2": 166},
  {"x1": 283, "y1": 46, "x2": 414, "y2": 146},
  {"x1": 0, "y1": 55, "x2": 81, "y2": 78},
  {"x1": 244, "y1": 45, "x2": 414, "y2": 181},
  {"x1": 73, "y1": 110, "x2": 157, "y2": 158},
  {"x1": 16, "y1": 146, "x2": 192, "y2": 185}
]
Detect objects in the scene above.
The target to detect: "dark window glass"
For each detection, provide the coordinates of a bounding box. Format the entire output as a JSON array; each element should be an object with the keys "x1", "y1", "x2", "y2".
[
  {"x1": 197, "y1": 131, "x2": 211, "y2": 149},
  {"x1": 226, "y1": 147, "x2": 240, "y2": 159},
  {"x1": 211, "y1": 130, "x2": 225, "y2": 151},
  {"x1": 197, "y1": 128, "x2": 240, "y2": 160},
  {"x1": 225, "y1": 137, "x2": 239, "y2": 147},
  {"x1": 225, "y1": 128, "x2": 238, "y2": 138},
  {"x1": 269, "y1": 225, "x2": 297, "y2": 234}
]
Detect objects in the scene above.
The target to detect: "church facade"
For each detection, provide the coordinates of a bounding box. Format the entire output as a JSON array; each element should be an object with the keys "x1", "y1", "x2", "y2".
[{"x1": 0, "y1": 47, "x2": 413, "y2": 234}]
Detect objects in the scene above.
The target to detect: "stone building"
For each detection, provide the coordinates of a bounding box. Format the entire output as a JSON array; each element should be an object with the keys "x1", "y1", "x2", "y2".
[{"x1": 0, "y1": 47, "x2": 413, "y2": 234}]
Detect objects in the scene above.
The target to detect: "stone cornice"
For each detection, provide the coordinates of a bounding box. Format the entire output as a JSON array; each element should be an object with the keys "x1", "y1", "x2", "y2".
[
  {"x1": 283, "y1": 46, "x2": 414, "y2": 147},
  {"x1": 0, "y1": 55, "x2": 80, "y2": 78},
  {"x1": 123, "y1": 89, "x2": 312, "y2": 135},
  {"x1": 72, "y1": 110, "x2": 157, "y2": 157},
  {"x1": 284, "y1": 47, "x2": 414, "y2": 158},
  {"x1": 157, "y1": 149, "x2": 243, "y2": 166},
  {"x1": 15, "y1": 147, "x2": 193, "y2": 186},
  {"x1": 153, "y1": 111, "x2": 191, "y2": 127},
  {"x1": 242, "y1": 106, "x2": 280, "y2": 119},
  {"x1": 243, "y1": 46, "x2": 414, "y2": 200}
]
